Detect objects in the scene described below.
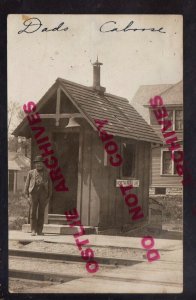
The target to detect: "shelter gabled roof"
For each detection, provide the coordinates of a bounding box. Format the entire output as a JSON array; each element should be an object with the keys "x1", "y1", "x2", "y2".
[{"x1": 13, "y1": 78, "x2": 162, "y2": 144}]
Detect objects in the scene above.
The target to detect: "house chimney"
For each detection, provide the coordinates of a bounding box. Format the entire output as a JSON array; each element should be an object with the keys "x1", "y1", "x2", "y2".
[{"x1": 92, "y1": 57, "x2": 106, "y2": 94}]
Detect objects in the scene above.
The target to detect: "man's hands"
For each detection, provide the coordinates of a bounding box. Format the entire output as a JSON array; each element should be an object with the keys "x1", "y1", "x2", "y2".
[
  {"x1": 24, "y1": 193, "x2": 31, "y2": 205},
  {"x1": 24, "y1": 193, "x2": 50, "y2": 206}
]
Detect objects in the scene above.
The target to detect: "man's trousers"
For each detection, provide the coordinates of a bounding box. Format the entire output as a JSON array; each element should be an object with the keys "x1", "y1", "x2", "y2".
[{"x1": 29, "y1": 188, "x2": 48, "y2": 233}]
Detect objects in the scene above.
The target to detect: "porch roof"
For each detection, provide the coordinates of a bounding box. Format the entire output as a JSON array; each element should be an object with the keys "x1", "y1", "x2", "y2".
[
  {"x1": 8, "y1": 151, "x2": 30, "y2": 170},
  {"x1": 8, "y1": 160, "x2": 21, "y2": 171},
  {"x1": 13, "y1": 78, "x2": 162, "y2": 144}
]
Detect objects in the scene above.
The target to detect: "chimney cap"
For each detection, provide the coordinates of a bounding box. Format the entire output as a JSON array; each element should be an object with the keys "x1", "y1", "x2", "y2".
[{"x1": 93, "y1": 56, "x2": 103, "y2": 67}]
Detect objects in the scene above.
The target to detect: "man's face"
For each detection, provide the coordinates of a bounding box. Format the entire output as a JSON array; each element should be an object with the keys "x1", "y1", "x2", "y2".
[{"x1": 35, "y1": 162, "x2": 43, "y2": 171}]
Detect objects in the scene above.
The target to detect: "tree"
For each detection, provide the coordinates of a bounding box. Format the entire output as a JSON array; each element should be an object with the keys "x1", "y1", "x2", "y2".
[
  {"x1": 8, "y1": 101, "x2": 21, "y2": 135},
  {"x1": 8, "y1": 101, "x2": 31, "y2": 157}
]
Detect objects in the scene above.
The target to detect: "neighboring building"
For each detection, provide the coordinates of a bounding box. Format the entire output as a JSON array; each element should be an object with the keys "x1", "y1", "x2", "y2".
[
  {"x1": 132, "y1": 81, "x2": 183, "y2": 195},
  {"x1": 13, "y1": 60, "x2": 161, "y2": 229},
  {"x1": 8, "y1": 151, "x2": 30, "y2": 193}
]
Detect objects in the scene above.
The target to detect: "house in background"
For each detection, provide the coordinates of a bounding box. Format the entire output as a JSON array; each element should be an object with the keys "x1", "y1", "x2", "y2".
[
  {"x1": 13, "y1": 59, "x2": 161, "y2": 231},
  {"x1": 132, "y1": 81, "x2": 183, "y2": 195},
  {"x1": 8, "y1": 150, "x2": 30, "y2": 193}
]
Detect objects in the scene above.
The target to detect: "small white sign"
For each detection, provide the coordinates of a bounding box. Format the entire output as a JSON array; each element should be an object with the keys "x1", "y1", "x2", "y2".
[{"x1": 116, "y1": 179, "x2": 140, "y2": 187}]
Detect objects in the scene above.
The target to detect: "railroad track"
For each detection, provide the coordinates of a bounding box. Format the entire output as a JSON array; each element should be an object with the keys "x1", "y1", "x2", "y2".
[
  {"x1": 9, "y1": 248, "x2": 142, "y2": 266},
  {"x1": 8, "y1": 244, "x2": 182, "y2": 293},
  {"x1": 8, "y1": 246, "x2": 144, "y2": 293},
  {"x1": 9, "y1": 248, "x2": 141, "y2": 289}
]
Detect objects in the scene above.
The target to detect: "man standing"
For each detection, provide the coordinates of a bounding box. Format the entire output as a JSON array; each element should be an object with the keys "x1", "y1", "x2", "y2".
[{"x1": 24, "y1": 155, "x2": 52, "y2": 236}]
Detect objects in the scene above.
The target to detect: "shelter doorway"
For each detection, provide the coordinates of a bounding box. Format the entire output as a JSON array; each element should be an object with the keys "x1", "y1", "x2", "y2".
[{"x1": 50, "y1": 132, "x2": 79, "y2": 214}]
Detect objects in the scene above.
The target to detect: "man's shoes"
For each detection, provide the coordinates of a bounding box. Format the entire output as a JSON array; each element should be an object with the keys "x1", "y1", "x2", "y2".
[
  {"x1": 37, "y1": 231, "x2": 44, "y2": 236},
  {"x1": 31, "y1": 231, "x2": 36, "y2": 236}
]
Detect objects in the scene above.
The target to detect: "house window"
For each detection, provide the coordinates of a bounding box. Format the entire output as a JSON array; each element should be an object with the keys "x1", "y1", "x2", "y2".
[
  {"x1": 175, "y1": 110, "x2": 183, "y2": 130},
  {"x1": 150, "y1": 108, "x2": 183, "y2": 131},
  {"x1": 158, "y1": 109, "x2": 173, "y2": 133},
  {"x1": 150, "y1": 109, "x2": 174, "y2": 126},
  {"x1": 121, "y1": 143, "x2": 136, "y2": 177},
  {"x1": 162, "y1": 150, "x2": 183, "y2": 175},
  {"x1": 174, "y1": 151, "x2": 183, "y2": 174},
  {"x1": 162, "y1": 151, "x2": 172, "y2": 174}
]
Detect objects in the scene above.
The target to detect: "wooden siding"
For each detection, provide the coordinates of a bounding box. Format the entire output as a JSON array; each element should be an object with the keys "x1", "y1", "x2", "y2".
[
  {"x1": 134, "y1": 141, "x2": 150, "y2": 220},
  {"x1": 79, "y1": 129, "x2": 151, "y2": 227},
  {"x1": 79, "y1": 128, "x2": 92, "y2": 225},
  {"x1": 151, "y1": 147, "x2": 182, "y2": 187}
]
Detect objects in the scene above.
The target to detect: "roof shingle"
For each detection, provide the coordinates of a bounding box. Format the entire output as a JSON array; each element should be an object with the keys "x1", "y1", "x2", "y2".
[{"x1": 59, "y1": 78, "x2": 161, "y2": 143}]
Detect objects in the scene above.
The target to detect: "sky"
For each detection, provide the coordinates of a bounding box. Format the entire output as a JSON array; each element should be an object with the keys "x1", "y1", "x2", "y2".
[{"x1": 8, "y1": 14, "x2": 182, "y2": 107}]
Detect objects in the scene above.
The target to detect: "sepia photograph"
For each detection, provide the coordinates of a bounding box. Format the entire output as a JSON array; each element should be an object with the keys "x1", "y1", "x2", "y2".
[{"x1": 7, "y1": 14, "x2": 183, "y2": 293}]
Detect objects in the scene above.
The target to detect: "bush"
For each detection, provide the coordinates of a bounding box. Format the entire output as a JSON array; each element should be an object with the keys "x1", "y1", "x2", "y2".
[
  {"x1": 9, "y1": 192, "x2": 29, "y2": 230},
  {"x1": 150, "y1": 194, "x2": 182, "y2": 223},
  {"x1": 9, "y1": 191, "x2": 29, "y2": 218},
  {"x1": 9, "y1": 217, "x2": 28, "y2": 230}
]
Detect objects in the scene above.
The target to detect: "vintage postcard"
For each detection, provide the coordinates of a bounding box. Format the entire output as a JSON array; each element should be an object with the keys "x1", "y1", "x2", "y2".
[{"x1": 7, "y1": 14, "x2": 183, "y2": 293}]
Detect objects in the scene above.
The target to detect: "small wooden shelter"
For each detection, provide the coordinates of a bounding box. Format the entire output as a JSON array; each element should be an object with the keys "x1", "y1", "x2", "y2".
[{"x1": 13, "y1": 60, "x2": 161, "y2": 229}]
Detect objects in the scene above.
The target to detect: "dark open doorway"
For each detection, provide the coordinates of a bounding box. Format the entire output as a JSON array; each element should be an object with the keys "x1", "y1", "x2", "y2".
[{"x1": 50, "y1": 131, "x2": 79, "y2": 214}]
